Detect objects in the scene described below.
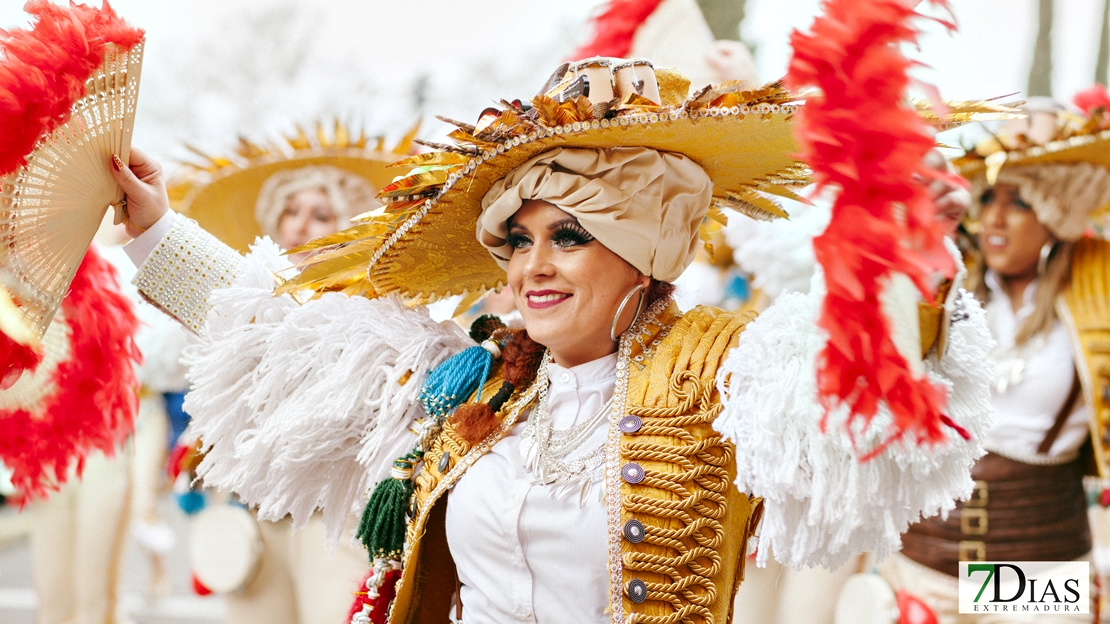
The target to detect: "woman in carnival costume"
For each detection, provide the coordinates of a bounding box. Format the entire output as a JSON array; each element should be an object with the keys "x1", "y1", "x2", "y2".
[
  {"x1": 162, "y1": 124, "x2": 409, "y2": 624},
  {"x1": 882, "y1": 94, "x2": 1110, "y2": 623},
  {"x1": 102, "y1": 41, "x2": 1000, "y2": 622},
  {"x1": 80, "y1": 3, "x2": 1015, "y2": 623}
]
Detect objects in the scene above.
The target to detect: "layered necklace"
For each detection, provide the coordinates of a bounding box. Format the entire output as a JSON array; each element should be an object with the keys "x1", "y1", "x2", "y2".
[
  {"x1": 519, "y1": 353, "x2": 614, "y2": 501},
  {"x1": 986, "y1": 296, "x2": 1047, "y2": 395},
  {"x1": 518, "y1": 295, "x2": 675, "y2": 503}
]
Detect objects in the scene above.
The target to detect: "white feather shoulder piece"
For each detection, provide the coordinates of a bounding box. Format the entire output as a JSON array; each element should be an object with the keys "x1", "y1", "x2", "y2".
[
  {"x1": 713, "y1": 264, "x2": 995, "y2": 570},
  {"x1": 183, "y1": 238, "x2": 470, "y2": 538}
]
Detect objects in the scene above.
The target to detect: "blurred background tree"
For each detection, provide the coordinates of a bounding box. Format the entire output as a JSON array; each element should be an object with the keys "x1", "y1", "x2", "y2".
[
  {"x1": 1096, "y1": 0, "x2": 1110, "y2": 84},
  {"x1": 1027, "y1": 0, "x2": 1054, "y2": 96},
  {"x1": 695, "y1": 0, "x2": 747, "y2": 41}
]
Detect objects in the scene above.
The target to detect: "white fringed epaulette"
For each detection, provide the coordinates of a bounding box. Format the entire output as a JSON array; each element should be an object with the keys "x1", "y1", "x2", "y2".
[
  {"x1": 183, "y1": 238, "x2": 470, "y2": 539},
  {"x1": 713, "y1": 268, "x2": 995, "y2": 570}
]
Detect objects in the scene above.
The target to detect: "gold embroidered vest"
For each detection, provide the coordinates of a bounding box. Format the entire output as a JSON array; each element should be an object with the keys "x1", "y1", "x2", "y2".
[
  {"x1": 1058, "y1": 237, "x2": 1110, "y2": 476},
  {"x1": 388, "y1": 302, "x2": 763, "y2": 624}
]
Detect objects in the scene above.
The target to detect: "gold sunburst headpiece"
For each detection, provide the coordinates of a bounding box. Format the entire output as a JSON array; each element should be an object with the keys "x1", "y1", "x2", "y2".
[
  {"x1": 952, "y1": 89, "x2": 1110, "y2": 239},
  {"x1": 168, "y1": 120, "x2": 420, "y2": 253},
  {"x1": 914, "y1": 96, "x2": 1024, "y2": 134}
]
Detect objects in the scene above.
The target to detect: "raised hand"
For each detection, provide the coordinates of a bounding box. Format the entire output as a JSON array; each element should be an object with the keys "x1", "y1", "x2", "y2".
[
  {"x1": 922, "y1": 148, "x2": 971, "y2": 239},
  {"x1": 109, "y1": 147, "x2": 170, "y2": 239}
]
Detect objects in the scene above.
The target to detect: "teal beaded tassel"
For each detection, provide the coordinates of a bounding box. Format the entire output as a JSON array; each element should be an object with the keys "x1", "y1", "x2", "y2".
[
  {"x1": 419, "y1": 343, "x2": 496, "y2": 421},
  {"x1": 356, "y1": 457, "x2": 417, "y2": 561}
]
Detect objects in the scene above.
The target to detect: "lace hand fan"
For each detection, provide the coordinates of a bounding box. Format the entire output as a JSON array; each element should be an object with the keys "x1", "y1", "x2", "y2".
[{"x1": 0, "y1": 1, "x2": 144, "y2": 375}]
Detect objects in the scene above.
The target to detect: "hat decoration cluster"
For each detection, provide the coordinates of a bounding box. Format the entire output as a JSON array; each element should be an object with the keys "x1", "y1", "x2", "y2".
[
  {"x1": 282, "y1": 59, "x2": 810, "y2": 307},
  {"x1": 954, "y1": 83, "x2": 1110, "y2": 188}
]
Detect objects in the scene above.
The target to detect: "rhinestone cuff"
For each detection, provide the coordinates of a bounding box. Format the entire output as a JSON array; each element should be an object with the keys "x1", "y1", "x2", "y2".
[{"x1": 132, "y1": 216, "x2": 243, "y2": 333}]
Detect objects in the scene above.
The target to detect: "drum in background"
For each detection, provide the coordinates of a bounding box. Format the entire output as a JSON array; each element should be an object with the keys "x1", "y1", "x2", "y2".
[
  {"x1": 189, "y1": 504, "x2": 263, "y2": 593},
  {"x1": 834, "y1": 573, "x2": 899, "y2": 624}
]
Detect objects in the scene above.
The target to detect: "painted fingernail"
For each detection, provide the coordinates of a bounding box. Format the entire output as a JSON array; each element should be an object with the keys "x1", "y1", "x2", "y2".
[{"x1": 111, "y1": 155, "x2": 124, "y2": 171}]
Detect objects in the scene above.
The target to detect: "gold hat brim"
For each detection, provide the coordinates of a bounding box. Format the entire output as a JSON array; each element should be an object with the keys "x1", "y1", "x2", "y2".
[
  {"x1": 180, "y1": 149, "x2": 404, "y2": 253},
  {"x1": 956, "y1": 128, "x2": 1110, "y2": 177},
  {"x1": 955, "y1": 128, "x2": 1110, "y2": 218},
  {"x1": 365, "y1": 106, "x2": 802, "y2": 302},
  {"x1": 282, "y1": 91, "x2": 1024, "y2": 304}
]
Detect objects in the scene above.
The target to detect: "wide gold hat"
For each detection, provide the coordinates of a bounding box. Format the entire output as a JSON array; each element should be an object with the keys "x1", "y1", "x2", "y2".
[
  {"x1": 169, "y1": 121, "x2": 419, "y2": 253},
  {"x1": 953, "y1": 97, "x2": 1110, "y2": 191},
  {"x1": 283, "y1": 60, "x2": 809, "y2": 305},
  {"x1": 952, "y1": 94, "x2": 1110, "y2": 238}
]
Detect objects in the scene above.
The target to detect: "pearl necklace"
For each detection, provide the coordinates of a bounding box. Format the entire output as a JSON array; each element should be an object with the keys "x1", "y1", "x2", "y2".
[
  {"x1": 519, "y1": 295, "x2": 675, "y2": 504},
  {"x1": 519, "y1": 354, "x2": 616, "y2": 502}
]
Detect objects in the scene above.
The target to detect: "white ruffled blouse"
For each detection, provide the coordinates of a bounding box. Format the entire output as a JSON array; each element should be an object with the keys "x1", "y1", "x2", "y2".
[
  {"x1": 981, "y1": 271, "x2": 1088, "y2": 461},
  {"x1": 445, "y1": 354, "x2": 615, "y2": 623}
]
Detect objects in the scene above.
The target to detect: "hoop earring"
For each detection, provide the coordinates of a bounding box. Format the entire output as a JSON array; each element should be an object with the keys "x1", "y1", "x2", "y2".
[
  {"x1": 611, "y1": 283, "x2": 646, "y2": 343},
  {"x1": 1037, "y1": 241, "x2": 1057, "y2": 277}
]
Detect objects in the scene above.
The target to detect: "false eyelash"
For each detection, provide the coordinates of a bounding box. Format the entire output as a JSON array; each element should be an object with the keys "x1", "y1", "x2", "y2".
[
  {"x1": 506, "y1": 231, "x2": 531, "y2": 249},
  {"x1": 551, "y1": 222, "x2": 595, "y2": 246},
  {"x1": 980, "y1": 188, "x2": 1032, "y2": 211}
]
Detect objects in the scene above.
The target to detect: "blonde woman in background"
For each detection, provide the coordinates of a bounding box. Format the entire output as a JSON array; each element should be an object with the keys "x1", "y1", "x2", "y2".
[
  {"x1": 168, "y1": 127, "x2": 403, "y2": 624},
  {"x1": 882, "y1": 98, "x2": 1110, "y2": 624}
]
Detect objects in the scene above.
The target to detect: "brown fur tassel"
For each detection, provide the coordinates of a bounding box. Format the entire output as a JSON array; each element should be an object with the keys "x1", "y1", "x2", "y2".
[
  {"x1": 501, "y1": 330, "x2": 546, "y2": 386},
  {"x1": 450, "y1": 403, "x2": 500, "y2": 445}
]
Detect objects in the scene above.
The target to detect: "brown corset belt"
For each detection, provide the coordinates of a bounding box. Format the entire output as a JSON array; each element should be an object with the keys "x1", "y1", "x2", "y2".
[{"x1": 901, "y1": 452, "x2": 1091, "y2": 577}]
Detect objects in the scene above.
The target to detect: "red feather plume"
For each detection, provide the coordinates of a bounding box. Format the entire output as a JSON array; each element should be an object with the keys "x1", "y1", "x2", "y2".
[
  {"x1": 571, "y1": 0, "x2": 665, "y2": 60},
  {"x1": 0, "y1": 333, "x2": 42, "y2": 387},
  {"x1": 786, "y1": 0, "x2": 961, "y2": 458},
  {"x1": 0, "y1": 0, "x2": 144, "y2": 177},
  {"x1": 0, "y1": 246, "x2": 141, "y2": 501},
  {"x1": 1074, "y1": 83, "x2": 1110, "y2": 116}
]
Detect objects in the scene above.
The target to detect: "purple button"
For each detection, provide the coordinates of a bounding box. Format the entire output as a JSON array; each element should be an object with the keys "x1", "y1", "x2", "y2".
[
  {"x1": 621, "y1": 463, "x2": 645, "y2": 484},
  {"x1": 618, "y1": 415, "x2": 642, "y2": 434}
]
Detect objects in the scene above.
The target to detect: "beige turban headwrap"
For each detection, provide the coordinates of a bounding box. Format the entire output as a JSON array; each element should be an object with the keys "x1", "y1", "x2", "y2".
[
  {"x1": 477, "y1": 147, "x2": 713, "y2": 281},
  {"x1": 970, "y1": 162, "x2": 1110, "y2": 242},
  {"x1": 255, "y1": 165, "x2": 378, "y2": 240}
]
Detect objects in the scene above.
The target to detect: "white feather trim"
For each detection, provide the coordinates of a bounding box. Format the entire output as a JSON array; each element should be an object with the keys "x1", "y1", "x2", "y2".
[
  {"x1": 183, "y1": 238, "x2": 470, "y2": 538},
  {"x1": 714, "y1": 271, "x2": 995, "y2": 570}
]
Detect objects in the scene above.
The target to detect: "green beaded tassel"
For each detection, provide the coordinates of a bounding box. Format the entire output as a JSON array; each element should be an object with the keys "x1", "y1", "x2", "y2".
[{"x1": 356, "y1": 457, "x2": 417, "y2": 560}]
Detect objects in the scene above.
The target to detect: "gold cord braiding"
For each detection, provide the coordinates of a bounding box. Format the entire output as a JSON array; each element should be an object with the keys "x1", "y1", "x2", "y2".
[
  {"x1": 622, "y1": 371, "x2": 733, "y2": 624},
  {"x1": 440, "y1": 425, "x2": 472, "y2": 463}
]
